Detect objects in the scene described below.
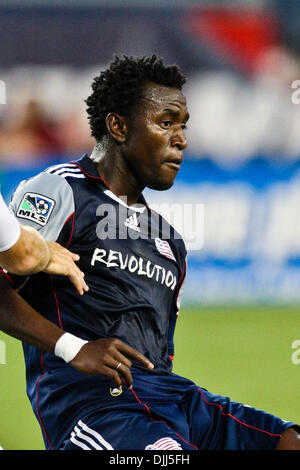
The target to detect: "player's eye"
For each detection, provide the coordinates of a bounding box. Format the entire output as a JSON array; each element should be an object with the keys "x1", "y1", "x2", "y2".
[
  {"x1": 181, "y1": 124, "x2": 188, "y2": 130},
  {"x1": 161, "y1": 120, "x2": 172, "y2": 129}
]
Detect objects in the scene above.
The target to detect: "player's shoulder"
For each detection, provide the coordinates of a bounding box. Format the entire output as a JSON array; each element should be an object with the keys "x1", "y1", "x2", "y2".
[
  {"x1": 11, "y1": 159, "x2": 87, "y2": 199},
  {"x1": 9, "y1": 160, "x2": 83, "y2": 232},
  {"x1": 43, "y1": 161, "x2": 86, "y2": 180},
  {"x1": 10, "y1": 164, "x2": 74, "y2": 207}
]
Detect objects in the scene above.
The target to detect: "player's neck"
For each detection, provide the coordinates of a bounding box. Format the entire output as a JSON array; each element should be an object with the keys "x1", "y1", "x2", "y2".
[{"x1": 90, "y1": 144, "x2": 144, "y2": 206}]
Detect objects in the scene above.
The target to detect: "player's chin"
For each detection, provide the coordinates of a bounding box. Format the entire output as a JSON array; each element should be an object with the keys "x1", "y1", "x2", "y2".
[
  {"x1": 147, "y1": 171, "x2": 177, "y2": 191},
  {"x1": 147, "y1": 176, "x2": 176, "y2": 191}
]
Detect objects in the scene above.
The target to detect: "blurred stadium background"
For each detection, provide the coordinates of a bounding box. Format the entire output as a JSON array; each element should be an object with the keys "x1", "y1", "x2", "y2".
[{"x1": 0, "y1": 0, "x2": 300, "y2": 450}]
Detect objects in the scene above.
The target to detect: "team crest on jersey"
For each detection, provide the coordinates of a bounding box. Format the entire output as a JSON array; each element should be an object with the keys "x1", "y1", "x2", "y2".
[
  {"x1": 17, "y1": 193, "x2": 55, "y2": 226},
  {"x1": 145, "y1": 437, "x2": 183, "y2": 450},
  {"x1": 155, "y1": 238, "x2": 176, "y2": 262}
]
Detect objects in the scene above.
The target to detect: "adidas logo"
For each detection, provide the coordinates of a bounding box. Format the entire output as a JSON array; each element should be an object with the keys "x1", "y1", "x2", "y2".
[{"x1": 124, "y1": 213, "x2": 140, "y2": 232}]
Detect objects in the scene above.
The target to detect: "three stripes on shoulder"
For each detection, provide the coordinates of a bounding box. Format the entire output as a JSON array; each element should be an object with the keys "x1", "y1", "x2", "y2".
[{"x1": 45, "y1": 163, "x2": 86, "y2": 179}]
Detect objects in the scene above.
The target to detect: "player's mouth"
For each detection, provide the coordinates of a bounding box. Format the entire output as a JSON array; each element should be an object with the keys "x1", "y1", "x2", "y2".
[
  {"x1": 164, "y1": 161, "x2": 181, "y2": 171},
  {"x1": 163, "y1": 156, "x2": 183, "y2": 171}
]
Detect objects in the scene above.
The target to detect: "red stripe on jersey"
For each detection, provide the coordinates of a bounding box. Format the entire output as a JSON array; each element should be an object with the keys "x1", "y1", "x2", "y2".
[
  {"x1": 0, "y1": 268, "x2": 14, "y2": 286},
  {"x1": 65, "y1": 212, "x2": 75, "y2": 249},
  {"x1": 130, "y1": 387, "x2": 198, "y2": 450},
  {"x1": 71, "y1": 160, "x2": 111, "y2": 189},
  {"x1": 197, "y1": 388, "x2": 282, "y2": 437},
  {"x1": 50, "y1": 275, "x2": 63, "y2": 330}
]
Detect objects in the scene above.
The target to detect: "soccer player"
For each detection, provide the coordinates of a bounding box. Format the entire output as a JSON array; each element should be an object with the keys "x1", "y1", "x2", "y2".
[
  {"x1": 0, "y1": 55, "x2": 299, "y2": 450},
  {"x1": 0, "y1": 190, "x2": 88, "y2": 294}
]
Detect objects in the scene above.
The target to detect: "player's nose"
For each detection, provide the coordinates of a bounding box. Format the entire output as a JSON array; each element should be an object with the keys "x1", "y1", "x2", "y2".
[{"x1": 170, "y1": 127, "x2": 187, "y2": 151}]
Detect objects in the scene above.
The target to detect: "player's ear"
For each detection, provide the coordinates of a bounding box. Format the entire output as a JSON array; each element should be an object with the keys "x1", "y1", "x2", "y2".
[{"x1": 105, "y1": 113, "x2": 127, "y2": 143}]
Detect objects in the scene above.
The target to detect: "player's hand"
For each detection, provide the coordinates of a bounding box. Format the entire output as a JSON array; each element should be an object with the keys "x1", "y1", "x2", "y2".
[
  {"x1": 44, "y1": 241, "x2": 89, "y2": 296},
  {"x1": 70, "y1": 337, "x2": 154, "y2": 389}
]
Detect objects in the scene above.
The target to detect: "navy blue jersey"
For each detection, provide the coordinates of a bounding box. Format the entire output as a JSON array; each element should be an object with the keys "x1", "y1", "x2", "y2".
[{"x1": 2, "y1": 154, "x2": 187, "y2": 448}]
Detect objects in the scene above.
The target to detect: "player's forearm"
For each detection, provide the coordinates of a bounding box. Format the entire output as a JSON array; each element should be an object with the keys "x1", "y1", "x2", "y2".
[
  {"x1": 0, "y1": 275, "x2": 64, "y2": 353},
  {"x1": 0, "y1": 225, "x2": 50, "y2": 275}
]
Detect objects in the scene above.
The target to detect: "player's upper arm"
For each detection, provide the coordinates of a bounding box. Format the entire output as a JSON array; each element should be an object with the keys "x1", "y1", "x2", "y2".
[{"x1": 9, "y1": 172, "x2": 75, "y2": 242}]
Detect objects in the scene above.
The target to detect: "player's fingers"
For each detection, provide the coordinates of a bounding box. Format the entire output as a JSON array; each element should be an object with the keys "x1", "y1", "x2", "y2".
[
  {"x1": 102, "y1": 352, "x2": 133, "y2": 389},
  {"x1": 103, "y1": 366, "x2": 122, "y2": 389},
  {"x1": 111, "y1": 361, "x2": 133, "y2": 389},
  {"x1": 51, "y1": 254, "x2": 88, "y2": 294},
  {"x1": 53, "y1": 243, "x2": 80, "y2": 262},
  {"x1": 77, "y1": 269, "x2": 89, "y2": 290},
  {"x1": 65, "y1": 250, "x2": 80, "y2": 262},
  {"x1": 70, "y1": 253, "x2": 80, "y2": 262},
  {"x1": 66, "y1": 264, "x2": 89, "y2": 295},
  {"x1": 117, "y1": 341, "x2": 154, "y2": 370},
  {"x1": 71, "y1": 274, "x2": 88, "y2": 296},
  {"x1": 111, "y1": 352, "x2": 132, "y2": 369}
]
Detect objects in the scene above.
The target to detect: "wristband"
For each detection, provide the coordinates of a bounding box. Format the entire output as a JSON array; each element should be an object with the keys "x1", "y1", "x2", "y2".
[{"x1": 54, "y1": 332, "x2": 88, "y2": 363}]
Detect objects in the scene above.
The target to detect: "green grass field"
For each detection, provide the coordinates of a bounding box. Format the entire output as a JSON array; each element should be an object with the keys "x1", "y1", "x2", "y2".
[{"x1": 0, "y1": 304, "x2": 299, "y2": 450}]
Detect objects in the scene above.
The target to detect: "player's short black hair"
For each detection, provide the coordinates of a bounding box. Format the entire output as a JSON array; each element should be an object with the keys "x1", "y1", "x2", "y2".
[{"x1": 85, "y1": 54, "x2": 186, "y2": 142}]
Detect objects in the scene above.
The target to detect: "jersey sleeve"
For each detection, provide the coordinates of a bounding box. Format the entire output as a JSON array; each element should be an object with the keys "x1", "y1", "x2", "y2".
[
  {"x1": 9, "y1": 171, "x2": 75, "y2": 242},
  {"x1": 0, "y1": 191, "x2": 21, "y2": 252},
  {"x1": 0, "y1": 171, "x2": 75, "y2": 289}
]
